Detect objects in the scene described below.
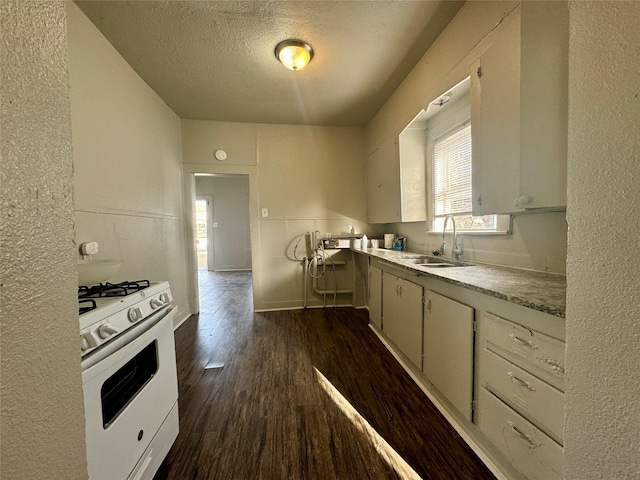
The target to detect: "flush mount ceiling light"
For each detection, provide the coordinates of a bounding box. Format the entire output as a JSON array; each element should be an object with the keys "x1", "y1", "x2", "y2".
[{"x1": 275, "y1": 39, "x2": 314, "y2": 71}]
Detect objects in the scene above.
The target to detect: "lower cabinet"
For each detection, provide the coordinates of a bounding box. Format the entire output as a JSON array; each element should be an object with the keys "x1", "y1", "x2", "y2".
[
  {"x1": 368, "y1": 265, "x2": 382, "y2": 329},
  {"x1": 382, "y1": 272, "x2": 423, "y2": 368},
  {"x1": 365, "y1": 260, "x2": 565, "y2": 480},
  {"x1": 423, "y1": 290, "x2": 475, "y2": 421},
  {"x1": 476, "y1": 388, "x2": 563, "y2": 480},
  {"x1": 477, "y1": 311, "x2": 565, "y2": 480}
]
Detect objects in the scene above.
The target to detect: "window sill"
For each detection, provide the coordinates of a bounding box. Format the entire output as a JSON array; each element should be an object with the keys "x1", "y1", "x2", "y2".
[{"x1": 427, "y1": 229, "x2": 511, "y2": 236}]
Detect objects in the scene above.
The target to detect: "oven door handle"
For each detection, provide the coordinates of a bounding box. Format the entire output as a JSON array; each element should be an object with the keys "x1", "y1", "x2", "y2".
[{"x1": 81, "y1": 305, "x2": 176, "y2": 372}]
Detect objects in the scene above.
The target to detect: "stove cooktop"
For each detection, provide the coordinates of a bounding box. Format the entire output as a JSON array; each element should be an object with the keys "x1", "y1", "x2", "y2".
[{"x1": 79, "y1": 280, "x2": 172, "y2": 358}]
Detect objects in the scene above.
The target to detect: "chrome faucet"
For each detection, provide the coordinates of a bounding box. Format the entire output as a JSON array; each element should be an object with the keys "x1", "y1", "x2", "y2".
[{"x1": 440, "y1": 215, "x2": 463, "y2": 260}]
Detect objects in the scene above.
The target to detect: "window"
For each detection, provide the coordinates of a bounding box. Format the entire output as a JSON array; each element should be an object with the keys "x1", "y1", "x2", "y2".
[
  {"x1": 433, "y1": 122, "x2": 472, "y2": 217},
  {"x1": 425, "y1": 79, "x2": 509, "y2": 234},
  {"x1": 431, "y1": 122, "x2": 501, "y2": 232}
]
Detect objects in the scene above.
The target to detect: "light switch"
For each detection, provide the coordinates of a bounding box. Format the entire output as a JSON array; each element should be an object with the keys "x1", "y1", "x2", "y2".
[
  {"x1": 261, "y1": 208, "x2": 269, "y2": 218},
  {"x1": 212, "y1": 222, "x2": 219, "y2": 228}
]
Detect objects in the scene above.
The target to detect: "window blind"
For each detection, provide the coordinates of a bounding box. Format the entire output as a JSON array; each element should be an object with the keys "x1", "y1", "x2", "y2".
[{"x1": 432, "y1": 122, "x2": 472, "y2": 217}]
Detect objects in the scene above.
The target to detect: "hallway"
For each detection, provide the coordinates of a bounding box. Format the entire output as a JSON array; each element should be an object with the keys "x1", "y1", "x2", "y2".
[{"x1": 155, "y1": 271, "x2": 494, "y2": 479}]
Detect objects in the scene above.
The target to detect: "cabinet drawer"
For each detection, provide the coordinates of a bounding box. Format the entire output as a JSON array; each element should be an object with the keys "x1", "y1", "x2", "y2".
[
  {"x1": 482, "y1": 349, "x2": 564, "y2": 444},
  {"x1": 477, "y1": 388, "x2": 562, "y2": 480},
  {"x1": 483, "y1": 312, "x2": 565, "y2": 391}
]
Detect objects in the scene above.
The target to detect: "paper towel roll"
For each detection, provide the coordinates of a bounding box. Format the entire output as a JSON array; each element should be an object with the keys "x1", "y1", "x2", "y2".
[{"x1": 384, "y1": 234, "x2": 395, "y2": 249}]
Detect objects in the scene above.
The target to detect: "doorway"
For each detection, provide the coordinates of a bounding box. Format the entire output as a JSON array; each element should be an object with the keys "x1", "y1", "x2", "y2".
[
  {"x1": 194, "y1": 174, "x2": 252, "y2": 272},
  {"x1": 186, "y1": 168, "x2": 258, "y2": 316}
]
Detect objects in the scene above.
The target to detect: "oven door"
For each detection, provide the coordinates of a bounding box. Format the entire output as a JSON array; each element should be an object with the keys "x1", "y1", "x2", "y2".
[{"x1": 82, "y1": 306, "x2": 178, "y2": 480}]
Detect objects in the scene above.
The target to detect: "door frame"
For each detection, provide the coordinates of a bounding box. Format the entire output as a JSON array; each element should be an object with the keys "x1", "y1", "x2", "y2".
[{"x1": 183, "y1": 164, "x2": 258, "y2": 315}]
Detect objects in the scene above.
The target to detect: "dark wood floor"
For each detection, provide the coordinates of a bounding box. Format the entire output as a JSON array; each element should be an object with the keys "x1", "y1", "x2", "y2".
[{"x1": 155, "y1": 270, "x2": 495, "y2": 480}]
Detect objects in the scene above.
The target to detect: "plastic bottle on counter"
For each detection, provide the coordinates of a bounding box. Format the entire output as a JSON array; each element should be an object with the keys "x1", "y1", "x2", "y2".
[{"x1": 361, "y1": 234, "x2": 368, "y2": 249}]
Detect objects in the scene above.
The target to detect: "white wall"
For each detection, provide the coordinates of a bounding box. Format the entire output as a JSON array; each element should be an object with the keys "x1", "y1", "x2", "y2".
[
  {"x1": 67, "y1": 3, "x2": 190, "y2": 324},
  {"x1": 183, "y1": 120, "x2": 368, "y2": 311},
  {"x1": 0, "y1": 2, "x2": 87, "y2": 478},
  {"x1": 366, "y1": 1, "x2": 567, "y2": 274},
  {"x1": 196, "y1": 176, "x2": 252, "y2": 270},
  {"x1": 565, "y1": 2, "x2": 640, "y2": 478}
]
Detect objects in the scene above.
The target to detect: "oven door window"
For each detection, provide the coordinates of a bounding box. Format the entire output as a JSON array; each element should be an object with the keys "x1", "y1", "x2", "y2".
[{"x1": 101, "y1": 341, "x2": 158, "y2": 428}]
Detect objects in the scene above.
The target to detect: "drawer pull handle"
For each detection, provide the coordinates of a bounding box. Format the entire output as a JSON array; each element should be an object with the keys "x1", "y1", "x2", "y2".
[
  {"x1": 508, "y1": 422, "x2": 536, "y2": 446},
  {"x1": 508, "y1": 372, "x2": 534, "y2": 391},
  {"x1": 509, "y1": 334, "x2": 533, "y2": 347}
]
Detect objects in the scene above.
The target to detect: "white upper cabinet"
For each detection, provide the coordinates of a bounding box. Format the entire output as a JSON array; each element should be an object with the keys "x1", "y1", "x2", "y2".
[
  {"x1": 367, "y1": 136, "x2": 401, "y2": 223},
  {"x1": 367, "y1": 123, "x2": 428, "y2": 224},
  {"x1": 398, "y1": 127, "x2": 427, "y2": 223},
  {"x1": 471, "y1": 3, "x2": 569, "y2": 215}
]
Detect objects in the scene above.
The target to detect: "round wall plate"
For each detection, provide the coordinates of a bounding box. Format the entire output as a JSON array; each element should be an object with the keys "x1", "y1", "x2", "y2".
[{"x1": 214, "y1": 149, "x2": 227, "y2": 161}]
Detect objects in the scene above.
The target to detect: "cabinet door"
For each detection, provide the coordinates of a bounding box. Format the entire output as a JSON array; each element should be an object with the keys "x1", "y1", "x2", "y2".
[
  {"x1": 472, "y1": 4, "x2": 568, "y2": 214},
  {"x1": 368, "y1": 265, "x2": 382, "y2": 329},
  {"x1": 518, "y1": 2, "x2": 568, "y2": 210},
  {"x1": 366, "y1": 136, "x2": 400, "y2": 223},
  {"x1": 424, "y1": 290, "x2": 474, "y2": 420},
  {"x1": 398, "y1": 128, "x2": 427, "y2": 222},
  {"x1": 382, "y1": 274, "x2": 423, "y2": 368},
  {"x1": 471, "y1": 13, "x2": 521, "y2": 215}
]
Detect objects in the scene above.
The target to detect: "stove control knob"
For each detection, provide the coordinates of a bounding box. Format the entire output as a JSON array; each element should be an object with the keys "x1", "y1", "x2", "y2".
[
  {"x1": 128, "y1": 307, "x2": 143, "y2": 322},
  {"x1": 159, "y1": 293, "x2": 170, "y2": 304},
  {"x1": 150, "y1": 298, "x2": 163, "y2": 309},
  {"x1": 80, "y1": 332, "x2": 97, "y2": 351},
  {"x1": 98, "y1": 324, "x2": 119, "y2": 339}
]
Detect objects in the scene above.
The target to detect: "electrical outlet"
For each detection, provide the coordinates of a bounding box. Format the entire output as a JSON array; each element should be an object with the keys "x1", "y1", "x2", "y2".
[{"x1": 261, "y1": 208, "x2": 269, "y2": 218}]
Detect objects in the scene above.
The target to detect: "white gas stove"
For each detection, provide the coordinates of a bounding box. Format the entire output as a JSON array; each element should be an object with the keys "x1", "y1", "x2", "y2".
[{"x1": 78, "y1": 279, "x2": 179, "y2": 480}]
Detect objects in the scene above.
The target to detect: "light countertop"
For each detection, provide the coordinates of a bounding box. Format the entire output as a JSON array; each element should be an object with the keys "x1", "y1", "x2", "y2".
[{"x1": 353, "y1": 247, "x2": 566, "y2": 318}]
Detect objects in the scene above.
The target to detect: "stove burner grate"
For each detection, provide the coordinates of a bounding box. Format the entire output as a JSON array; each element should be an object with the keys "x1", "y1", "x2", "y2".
[
  {"x1": 79, "y1": 298, "x2": 97, "y2": 315},
  {"x1": 79, "y1": 280, "x2": 151, "y2": 300}
]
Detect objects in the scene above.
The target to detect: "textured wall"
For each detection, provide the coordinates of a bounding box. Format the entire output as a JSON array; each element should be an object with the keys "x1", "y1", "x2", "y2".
[
  {"x1": 67, "y1": 3, "x2": 190, "y2": 324},
  {"x1": 0, "y1": 2, "x2": 88, "y2": 478},
  {"x1": 565, "y1": 2, "x2": 640, "y2": 478}
]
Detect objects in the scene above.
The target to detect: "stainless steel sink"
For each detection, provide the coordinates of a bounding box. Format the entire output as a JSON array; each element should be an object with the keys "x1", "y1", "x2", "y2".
[
  {"x1": 403, "y1": 257, "x2": 435, "y2": 264},
  {"x1": 402, "y1": 256, "x2": 471, "y2": 268}
]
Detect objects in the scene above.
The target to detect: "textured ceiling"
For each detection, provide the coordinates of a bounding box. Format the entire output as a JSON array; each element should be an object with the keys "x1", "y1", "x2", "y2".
[{"x1": 75, "y1": 1, "x2": 464, "y2": 127}]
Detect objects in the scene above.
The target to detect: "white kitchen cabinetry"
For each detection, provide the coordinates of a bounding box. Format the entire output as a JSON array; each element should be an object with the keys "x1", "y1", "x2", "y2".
[
  {"x1": 477, "y1": 388, "x2": 563, "y2": 480},
  {"x1": 367, "y1": 137, "x2": 400, "y2": 223},
  {"x1": 471, "y1": 3, "x2": 568, "y2": 215},
  {"x1": 368, "y1": 265, "x2": 382, "y2": 329},
  {"x1": 398, "y1": 126, "x2": 427, "y2": 222},
  {"x1": 481, "y1": 312, "x2": 565, "y2": 391},
  {"x1": 363, "y1": 255, "x2": 566, "y2": 480},
  {"x1": 423, "y1": 290, "x2": 475, "y2": 420},
  {"x1": 382, "y1": 273, "x2": 423, "y2": 368},
  {"x1": 477, "y1": 311, "x2": 565, "y2": 480},
  {"x1": 366, "y1": 128, "x2": 427, "y2": 224}
]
